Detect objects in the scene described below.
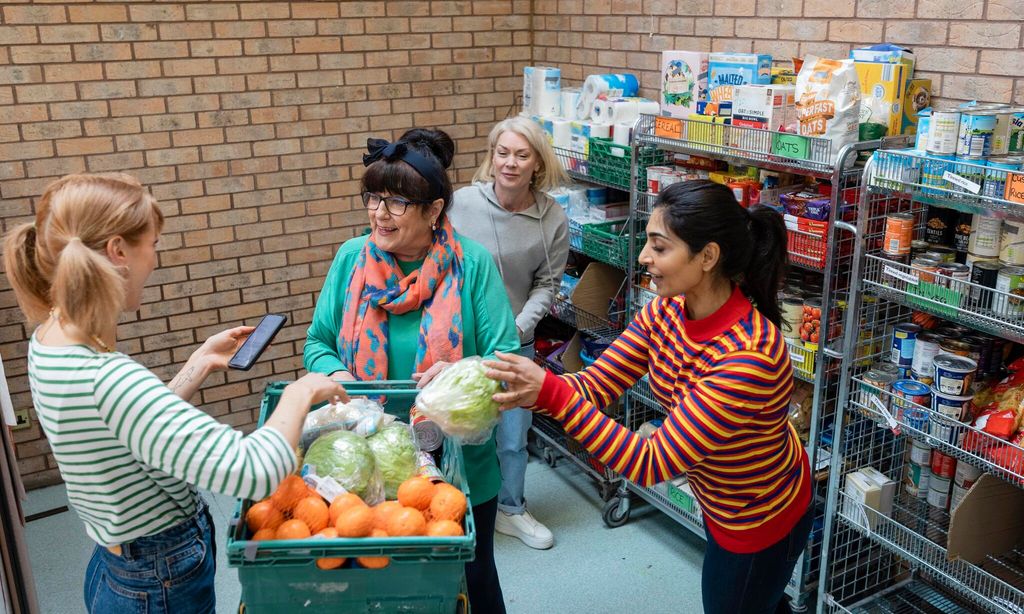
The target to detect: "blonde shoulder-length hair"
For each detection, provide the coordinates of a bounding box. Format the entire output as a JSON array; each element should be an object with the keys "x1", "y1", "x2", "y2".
[{"x1": 472, "y1": 117, "x2": 571, "y2": 193}]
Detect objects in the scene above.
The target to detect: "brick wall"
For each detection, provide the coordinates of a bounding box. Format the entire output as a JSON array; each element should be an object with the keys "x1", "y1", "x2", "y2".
[
  {"x1": 533, "y1": 0, "x2": 1024, "y2": 106},
  {"x1": 0, "y1": 1, "x2": 530, "y2": 489}
]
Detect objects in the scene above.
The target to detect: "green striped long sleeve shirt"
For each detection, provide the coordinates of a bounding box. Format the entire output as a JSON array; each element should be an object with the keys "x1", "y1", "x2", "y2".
[{"x1": 28, "y1": 338, "x2": 296, "y2": 547}]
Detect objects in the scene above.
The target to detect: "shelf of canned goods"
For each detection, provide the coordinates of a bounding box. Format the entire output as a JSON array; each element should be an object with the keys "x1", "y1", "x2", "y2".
[
  {"x1": 819, "y1": 142, "x2": 1024, "y2": 613},
  {"x1": 596, "y1": 113, "x2": 888, "y2": 612}
]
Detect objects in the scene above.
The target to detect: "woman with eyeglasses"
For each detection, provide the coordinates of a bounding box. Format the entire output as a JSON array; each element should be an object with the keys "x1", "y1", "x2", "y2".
[
  {"x1": 445, "y1": 117, "x2": 570, "y2": 550},
  {"x1": 303, "y1": 129, "x2": 519, "y2": 613}
]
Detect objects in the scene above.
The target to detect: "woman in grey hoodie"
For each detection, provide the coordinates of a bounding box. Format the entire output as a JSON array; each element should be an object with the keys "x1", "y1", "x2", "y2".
[{"x1": 448, "y1": 117, "x2": 570, "y2": 549}]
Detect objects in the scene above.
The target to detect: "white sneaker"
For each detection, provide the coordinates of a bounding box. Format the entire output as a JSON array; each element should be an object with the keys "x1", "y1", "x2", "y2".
[{"x1": 495, "y1": 509, "x2": 554, "y2": 550}]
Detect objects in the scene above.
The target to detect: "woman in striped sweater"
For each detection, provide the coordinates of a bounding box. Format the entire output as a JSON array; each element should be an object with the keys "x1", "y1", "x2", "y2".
[
  {"x1": 486, "y1": 180, "x2": 812, "y2": 614},
  {"x1": 4, "y1": 173, "x2": 345, "y2": 614}
]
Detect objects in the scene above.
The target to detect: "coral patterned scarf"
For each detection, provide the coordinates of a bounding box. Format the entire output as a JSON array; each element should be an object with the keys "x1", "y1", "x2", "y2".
[{"x1": 339, "y1": 218, "x2": 464, "y2": 380}]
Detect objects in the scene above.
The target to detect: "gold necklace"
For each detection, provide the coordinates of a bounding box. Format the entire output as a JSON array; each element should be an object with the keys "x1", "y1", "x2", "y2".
[{"x1": 48, "y1": 309, "x2": 113, "y2": 353}]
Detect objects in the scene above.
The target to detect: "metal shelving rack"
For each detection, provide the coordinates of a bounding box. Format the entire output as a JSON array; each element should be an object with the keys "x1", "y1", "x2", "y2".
[
  {"x1": 819, "y1": 149, "x2": 1024, "y2": 613},
  {"x1": 596, "y1": 114, "x2": 884, "y2": 611}
]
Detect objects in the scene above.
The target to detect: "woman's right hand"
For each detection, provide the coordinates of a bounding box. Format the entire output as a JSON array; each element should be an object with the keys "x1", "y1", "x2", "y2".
[{"x1": 285, "y1": 373, "x2": 350, "y2": 407}]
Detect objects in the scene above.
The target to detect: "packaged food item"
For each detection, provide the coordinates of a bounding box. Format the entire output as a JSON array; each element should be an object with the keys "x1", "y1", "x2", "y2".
[
  {"x1": 854, "y1": 61, "x2": 908, "y2": 137},
  {"x1": 707, "y1": 53, "x2": 772, "y2": 103},
  {"x1": 902, "y1": 79, "x2": 932, "y2": 135},
  {"x1": 795, "y1": 56, "x2": 861, "y2": 164},
  {"x1": 731, "y1": 84, "x2": 797, "y2": 133},
  {"x1": 661, "y1": 51, "x2": 709, "y2": 119}
]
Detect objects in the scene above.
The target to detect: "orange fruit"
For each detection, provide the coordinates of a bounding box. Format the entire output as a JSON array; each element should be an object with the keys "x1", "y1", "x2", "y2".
[
  {"x1": 246, "y1": 500, "x2": 285, "y2": 533},
  {"x1": 372, "y1": 501, "x2": 404, "y2": 531},
  {"x1": 314, "y1": 527, "x2": 346, "y2": 570},
  {"x1": 357, "y1": 529, "x2": 391, "y2": 568},
  {"x1": 329, "y1": 493, "x2": 366, "y2": 526},
  {"x1": 275, "y1": 518, "x2": 312, "y2": 540},
  {"x1": 252, "y1": 528, "x2": 277, "y2": 541},
  {"x1": 386, "y1": 506, "x2": 427, "y2": 537},
  {"x1": 397, "y1": 478, "x2": 435, "y2": 511},
  {"x1": 335, "y1": 504, "x2": 374, "y2": 538},
  {"x1": 271, "y1": 475, "x2": 311, "y2": 514},
  {"x1": 425, "y1": 520, "x2": 464, "y2": 537},
  {"x1": 429, "y1": 485, "x2": 467, "y2": 523},
  {"x1": 293, "y1": 496, "x2": 330, "y2": 533}
]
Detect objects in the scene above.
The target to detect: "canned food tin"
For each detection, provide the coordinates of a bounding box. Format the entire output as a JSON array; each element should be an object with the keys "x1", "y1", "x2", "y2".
[
  {"x1": 963, "y1": 335, "x2": 994, "y2": 375},
  {"x1": 910, "y1": 439, "x2": 932, "y2": 465},
  {"x1": 950, "y1": 482, "x2": 970, "y2": 511},
  {"x1": 984, "y1": 157, "x2": 1024, "y2": 200},
  {"x1": 892, "y1": 379, "x2": 931, "y2": 429},
  {"x1": 927, "y1": 109, "x2": 961, "y2": 155},
  {"x1": 955, "y1": 156, "x2": 988, "y2": 191},
  {"x1": 891, "y1": 323, "x2": 922, "y2": 367},
  {"x1": 930, "y1": 449, "x2": 957, "y2": 478},
  {"x1": 911, "y1": 257, "x2": 942, "y2": 283},
  {"x1": 928, "y1": 476, "x2": 951, "y2": 510},
  {"x1": 884, "y1": 213, "x2": 915, "y2": 257},
  {"x1": 970, "y1": 259, "x2": 1002, "y2": 309},
  {"x1": 646, "y1": 166, "x2": 672, "y2": 194},
  {"x1": 874, "y1": 361, "x2": 901, "y2": 378},
  {"x1": 994, "y1": 264, "x2": 1024, "y2": 317},
  {"x1": 992, "y1": 109, "x2": 1014, "y2": 156},
  {"x1": 1009, "y1": 110, "x2": 1024, "y2": 154},
  {"x1": 781, "y1": 295, "x2": 803, "y2": 340},
  {"x1": 1000, "y1": 218, "x2": 1024, "y2": 265},
  {"x1": 922, "y1": 154, "x2": 955, "y2": 195},
  {"x1": 925, "y1": 247, "x2": 957, "y2": 263},
  {"x1": 988, "y1": 337, "x2": 1008, "y2": 375},
  {"x1": 911, "y1": 332, "x2": 943, "y2": 377},
  {"x1": 911, "y1": 240, "x2": 932, "y2": 260},
  {"x1": 860, "y1": 369, "x2": 897, "y2": 409},
  {"x1": 953, "y1": 211, "x2": 973, "y2": 256},
  {"x1": 911, "y1": 370, "x2": 935, "y2": 386},
  {"x1": 957, "y1": 110, "x2": 998, "y2": 157},
  {"x1": 954, "y1": 462, "x2": 983, "y2": 488},
  {"x1": 924, "y1": 206, "x2": 957, "y2": 246},
  {"x1": 905, "y1": 461, "x2": 930, "y2": 498},
  {"x1": 937, "y1": 263, "x2": 970, "y2": 294},
  {"x1": 938, "y1": 339, "x2": 972, "y2": 358},
  {"x1": 968, "y1": 213, "x2": 1002, "y2": 257},
  {"x1": 934, "y1": 354, "x2": 977, "y2": 395}
]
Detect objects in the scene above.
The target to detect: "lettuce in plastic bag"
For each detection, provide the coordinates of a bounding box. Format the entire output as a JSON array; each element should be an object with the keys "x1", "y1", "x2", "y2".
[
  {"x1": 367, "y1": 423, "x2": 417, "y2": 499},
  {"x1": 301, "y1": 397, "x2": 395, "y2": 450},
  {"x1": 415, "y1": 356, "x2": 502, "y2": 445},
  {"x1": 302, "y1": 430, "x2": 384, "y2": 504}
]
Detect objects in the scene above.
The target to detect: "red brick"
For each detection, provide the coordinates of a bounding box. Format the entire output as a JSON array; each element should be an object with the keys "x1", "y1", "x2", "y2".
[
  {"x1": 189, "y1": 40, "x2": 243, "y2": 57},
  {"x1": 55, "y1": 136, "x2": 112, "y2": 157},
  {"x1": 80, "y1": 80, "x2": 136, "y2": 100},
  {"x1": 129, "y1": 5, "x2": 185, "y2": 22},
  {"x1": 15, "y1": 83, "x2": 76, "y2": 103},
  {"x1": 39, "y1": 25, "x2": 99, "y2": 44},
  {"x1": 213, "y1": 21, "x2": 266, "y2": 39},
  {"x1": 178, "y1": 161, "x2": 229, "y2": 181},
  {"x1": 11, "y1": 45, "x2": 72, "y2": 64},
  {"x1": 86, "y1": 151, "x2": 144, "y2": 172},
  {"x1": 167, "y1": 94, "x2": 220, "y2": 114},
  {"x1": 110, "y1": 97, "x2": 165, "y2": 117},
  {"x1": 268, "y1": 55, "x2": 318, "y2": 72},
  {"x1": 142, "y1": 113, "x2": 198, "y2": 132},
  {"x1": 69, "y1": 5, "x2": 128, "y2": 23},
  {"x1": 22, "y1": 120, "x2": 82, "y2": 141},
  {"x1": 293, "y1": 2, "x2": 340, "y2": 18},
  {"x1": 293, "y1": 37, "x2": 342, "y2": 54},
  {"x1": 268, "y1": 20, "x2": 317, "y2": 37},
  {"x1": 44, "y1": 62, "x2": 103, "y2": 82},
  {"x1": 3, "y1": 6, "x2": 66, "y2": 24},
  {"x1": 100, "y1": 24, "x2": 158, "y2": 42},
  {"x1": 195, "y1": 75, "x2": 246, "y2": 94},
  {"x1": 74, "y1": 43, "x2": 132, "y2": 62},
  {"x1": 159, "y1": 22, "x2": 213, "y2": 41},
  {"x1": 115, "y1": 133, "x2": 172, "y2": 152},
  {"x1": 243, "y1": 39, "x2": 294, "y2": 56},
  {"x1": 0, "y1": 66, "x2": 41, "y2": 85}
]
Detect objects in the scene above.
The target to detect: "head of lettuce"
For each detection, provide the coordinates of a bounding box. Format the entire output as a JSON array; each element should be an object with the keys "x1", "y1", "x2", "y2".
[{"x1": 415, "y1": 356, "x2": 503, "y2": 445}]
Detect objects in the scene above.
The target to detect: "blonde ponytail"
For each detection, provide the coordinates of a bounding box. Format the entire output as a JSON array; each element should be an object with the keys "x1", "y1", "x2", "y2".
[{"x1": 2, "y1": 173, "x2": 163, "y2": 340}]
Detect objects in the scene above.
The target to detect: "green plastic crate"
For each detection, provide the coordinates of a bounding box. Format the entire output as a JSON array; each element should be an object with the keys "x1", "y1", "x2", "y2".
[
  {"x1": 587, "y1": 137, "x2": 666, "y2": 191},
  {"x1": 581, "y1": 220, "x2": 646, "y2": 269},
  {"x1": 227, "y1": 380, "x2": 474, "y2": 614}
]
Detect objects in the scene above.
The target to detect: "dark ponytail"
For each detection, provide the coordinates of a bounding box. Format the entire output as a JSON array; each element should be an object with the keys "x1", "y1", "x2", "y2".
[{"x1": 654, "y1": 180, "x2": 788, "y2": 327}]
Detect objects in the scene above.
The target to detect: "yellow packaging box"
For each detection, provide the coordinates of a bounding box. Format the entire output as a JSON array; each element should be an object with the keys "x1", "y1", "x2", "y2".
[
  {"x1": 901, "y1": 79, "x2": 932, "y2": 135},
  {"x1": 854, "y1": 62, "x2": 908, "y2": 137}
]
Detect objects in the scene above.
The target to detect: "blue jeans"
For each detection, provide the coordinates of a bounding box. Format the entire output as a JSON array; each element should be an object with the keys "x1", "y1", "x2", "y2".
[
  {"x1": 84, "y1": 498, "x2": 216, "y2": 614},
  {"x1": 496, "y1": 342, "x2": 535, "y2": 515},
  {"x1": 701, "y1": 506, "x2": 813, "y2": 614}
]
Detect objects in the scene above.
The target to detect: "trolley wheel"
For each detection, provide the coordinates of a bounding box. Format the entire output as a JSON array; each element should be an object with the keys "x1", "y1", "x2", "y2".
[
  {"x1": 238, "y1": 604, "x2": 246, "y2": 614},
  {"x1": 598, "y1": 481, "x2": 617, "y2": 502},
  {"x1": 543, "y1": 447, "x2": 557, "y2": 467},
  {"x1": 602, "y1": 497, "x2": 630, "y2": 528},
  {"x1": 455, "y1": 593, "x2": 469, "y2": 614}
]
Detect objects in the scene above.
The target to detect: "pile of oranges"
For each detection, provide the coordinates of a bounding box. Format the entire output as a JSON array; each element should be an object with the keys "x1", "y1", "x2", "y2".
[{"x1": 245, "y1": 475, "x2": 467, "y2": 570}]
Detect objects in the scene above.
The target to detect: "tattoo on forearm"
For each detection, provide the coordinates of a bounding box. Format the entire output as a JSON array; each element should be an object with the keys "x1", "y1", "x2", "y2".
[{"x1": 170, "y1": 366, "x2": 196, "y2": 392}]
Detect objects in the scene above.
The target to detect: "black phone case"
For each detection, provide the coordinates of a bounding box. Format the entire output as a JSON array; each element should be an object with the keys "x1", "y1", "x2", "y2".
[{"x1": 228, "y1": 314, "x2": 287, "y2": 371}]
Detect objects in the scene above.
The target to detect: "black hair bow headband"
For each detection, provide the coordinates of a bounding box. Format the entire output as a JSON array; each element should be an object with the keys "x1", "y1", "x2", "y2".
[{"x1": 363, "y1": 137, "x2": 445, "y2": 201}]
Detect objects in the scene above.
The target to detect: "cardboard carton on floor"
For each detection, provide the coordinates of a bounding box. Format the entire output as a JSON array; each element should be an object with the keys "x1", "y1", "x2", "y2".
[
  {"x1": 948, "y1": 473, "x2": 1024, "y2": 564},
  {"x1": 569, "y1": 261, "x2": 625, "y2": 321}
]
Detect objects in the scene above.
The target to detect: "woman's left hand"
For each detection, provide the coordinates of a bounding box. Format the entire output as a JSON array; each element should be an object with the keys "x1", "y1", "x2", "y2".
[
  {"x1": 196, "y1": 326, "x2": 256, "y2": 371},
  {"x1": 484, "y1": 351, "x2": 546, "y2": 410},
  {"x1": 413, "y1": 361, "x2": 452, "y2": 388}
]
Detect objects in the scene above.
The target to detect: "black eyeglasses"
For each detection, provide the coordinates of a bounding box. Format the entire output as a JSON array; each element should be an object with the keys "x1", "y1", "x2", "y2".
[{"x1": 361, "y1": 192, "x2": 429, "y2": 217}]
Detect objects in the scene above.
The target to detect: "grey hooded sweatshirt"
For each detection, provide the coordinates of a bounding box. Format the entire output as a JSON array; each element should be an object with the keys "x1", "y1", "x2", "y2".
[{"x1": 449, "y1": 182, "x2": 569, "y2": 345}]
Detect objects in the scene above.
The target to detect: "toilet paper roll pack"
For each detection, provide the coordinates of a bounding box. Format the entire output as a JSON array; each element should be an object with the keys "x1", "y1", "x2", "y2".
[
  {"x1": 577, "y1": 74, "x2": 639, "y2": 123},
  {"x1": 560, "y1": 88, "x2": 582, "y2": 120},
  {"x1": 522, "y1": 66, "x2": 561, "y2": 116}
]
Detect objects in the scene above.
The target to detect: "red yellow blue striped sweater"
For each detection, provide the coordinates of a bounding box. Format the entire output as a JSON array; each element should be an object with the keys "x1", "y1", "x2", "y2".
[{"x1": 537, "y1": 285, "x2": 810, "y2": 553}]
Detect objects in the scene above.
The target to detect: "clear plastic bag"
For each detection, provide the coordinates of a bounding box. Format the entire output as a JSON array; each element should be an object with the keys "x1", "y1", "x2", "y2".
[
  {"x1": 366, "y1": 423, "x2": 418, "y2": 499},
  {"x1": 301, "y1": 397, "x2": 395, "y2": 450},
  {"x1": 414, "y1": 356, "x2": 502, "y2": 445},
  {"x1": 302, "y1": 429, "x2": 385, "y2": 505}
]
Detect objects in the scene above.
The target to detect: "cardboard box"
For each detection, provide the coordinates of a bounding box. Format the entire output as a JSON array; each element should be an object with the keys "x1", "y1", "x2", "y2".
[
  {"x1": 843, "y1": 471, "x2": 884, "y2": 530},
  {"x1": 661, "y1": 51, "x2": 709, "y2": 119},
  {"x1": 902, "y1": 79, "x2": 932, "y2": 135},
  {"x1": 948, "y1": 473, "x2": 1024, "y2": 564},
  {"x1": 858, "y1": 467, "x2": 896, "y2": 518},
  {"x1": 850, "y1": 44, "x2": 915, "y2": 83},
  {"x1": 854, "y1": 61, "x2": 908, "y2": 137},
  {"x1": 707, "y1": 53, "x2": 772, "y2": 103},
  {"x1": 730, "y1": 84, "x2": 797, "y2": 149},
  {"x1": 569, "y1": 261, "x2": 625, "y2": 321}
]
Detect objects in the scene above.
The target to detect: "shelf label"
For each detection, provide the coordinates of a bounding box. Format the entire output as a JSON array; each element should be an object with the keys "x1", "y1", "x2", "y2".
[
  {"x1": 789, "y1": 351, "x2": 805, "y2": 364},
  {"x1": 942, "y1": 171, "x2": 981, "y2": 195},
  {"x1": 868, "y1": 394, "x2": 901, "y2": 435},
  {"x1": 883, "y1": 265, "x2": 919, "y2": 286},
  {"x1": 654, "y1": 116, "x2": 683, "y2": 140},
  {"x1": 1007, "y1": 172, "x2": 1024, "y2": 204},
  {"x1": 771, "y1": 133, "x2": 810, "y2": 161}
]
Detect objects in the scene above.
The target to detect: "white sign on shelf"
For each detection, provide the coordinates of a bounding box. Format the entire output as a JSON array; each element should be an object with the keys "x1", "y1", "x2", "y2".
[
  {"x1": 942, "y1": 171, "x2": 982, "y2": 195},
  {"x1": 883, "y1": 265, "x2": 919, "y2": 286}
]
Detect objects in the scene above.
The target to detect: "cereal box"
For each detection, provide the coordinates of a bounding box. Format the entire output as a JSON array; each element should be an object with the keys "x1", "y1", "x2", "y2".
[
  {"x1": 902, "y1": 79, "x2": 932, "y2": 135},
  {"x1": 854, "y1": 61, "x2": 908, "y2": 137},
  {"x1": 661, "y1": 51, "x2": 709, "y2": 119},
  {"x1": 850, "y1": 44, "x2": 915, "y2": 84},
  {"x1": 707, "y1": 53, "x2": 772, "y2": 103},
  {"x1": 730, "y1": 84, "x2": 797, "y2": 150}
]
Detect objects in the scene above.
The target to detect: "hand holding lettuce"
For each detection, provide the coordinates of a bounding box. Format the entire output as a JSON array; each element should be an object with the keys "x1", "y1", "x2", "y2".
[{"x1": 415, "y1": 356, "x2": 503, "y2": 445}]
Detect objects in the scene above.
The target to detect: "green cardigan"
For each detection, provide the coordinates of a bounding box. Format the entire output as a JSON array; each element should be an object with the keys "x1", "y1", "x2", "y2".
[{"x1": 304, "y1": 234, "x2": 520, "y2": 504}]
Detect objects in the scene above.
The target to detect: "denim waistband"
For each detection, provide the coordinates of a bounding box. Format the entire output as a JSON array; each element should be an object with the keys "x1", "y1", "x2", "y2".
[{"x1": 119, "y1": 499, "x2": 210, "y2": 560}]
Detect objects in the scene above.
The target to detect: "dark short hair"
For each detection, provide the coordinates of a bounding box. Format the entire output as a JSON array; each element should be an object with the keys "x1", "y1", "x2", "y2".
[{"x1": 362, "y1": 129, "x2": 455, "y2": 216}]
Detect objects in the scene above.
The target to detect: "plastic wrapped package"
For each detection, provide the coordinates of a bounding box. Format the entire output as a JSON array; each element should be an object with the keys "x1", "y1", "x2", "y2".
[
  {"x1": 302, "y1": 430, "x2": 385, "y2": 505},
  {"x1": 301, "y1": 397, "x2": 396, "y2": 450},
  {"x1": 366, "y1": 423, "x2": 418, "y2": 499},
  {"x1": 415, "y1": 356, "x2": 503, "y2": 445}
]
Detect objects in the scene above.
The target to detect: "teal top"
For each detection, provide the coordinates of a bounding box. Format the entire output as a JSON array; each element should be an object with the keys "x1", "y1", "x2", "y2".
[{"x1": 304, "y1": 233, "x2": 520, "y2": 504}]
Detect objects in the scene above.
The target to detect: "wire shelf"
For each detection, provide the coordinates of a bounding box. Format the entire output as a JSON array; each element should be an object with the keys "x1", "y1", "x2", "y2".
[
  {"x1": 550, "y1": 296, "x2": 624, "y2": 342},
  {"x1": 554, "y1": 142, "x2": 665, "y2": 193},
  {"x1": 630, "y1": 284, "x2": 658, "y2": 314},
  {"x1": 837, "y1": 490, "x2": 1024, "y2": 612},
  {"x1": 830, "y1": 577, "x2": 980, "y2": 614},
  {"x1": 862, "y1": 253, "x2": 1024, "y2": 344},
  {"x1": 851, "y1": 376, "x2": 1024, "y2": 487},
  {"x1": 581, "y1": 218, "x2": 644, "y2": 270},
  {"x1": 870, "y1": 150, "x2": 1024, "y2": 218},
  {"x1": 530, "y1": 413, "x2": 620, "y2": 491},
  {"x1": 623, "y1": 479, "x2": 705, "y2": 538},
  {"x1": 634, "y1": 114, "x2": 842, "y2": 178}
]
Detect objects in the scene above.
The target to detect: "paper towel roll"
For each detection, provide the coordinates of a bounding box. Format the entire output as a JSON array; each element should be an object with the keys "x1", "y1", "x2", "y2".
[
  {"x1": 589, "y1": 123, "x2": 611, "y2": 139},
  {"x1": 590, "y1": 98, "x2": 615, "y2": 124},
  {"x1": 552, "y1": 119, "x2": 572, "y2": 151},
  {"x1": 532, "y1": 66, "x2": 561, "y2": 117},
  {"x1": 606, "y1": 98, "x2": 660, "y2": 125},
  {"x1": 522, "y1": 66, "x2": 535, "y2": 115},
  {"x1": 611, "y1": 123, "x2": 632, "y2": 156},
  {"x1": 560, "y1": 88, "x2": 581, "y2": 120},
  {"x1": 576, "y1": 74, "x2": 639, "y2": 124}
]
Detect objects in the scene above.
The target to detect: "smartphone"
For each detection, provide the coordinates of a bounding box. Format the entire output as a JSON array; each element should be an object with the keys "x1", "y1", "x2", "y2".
[{"x1": 228, "y1": 314, "x2": 287, "y2": 371}]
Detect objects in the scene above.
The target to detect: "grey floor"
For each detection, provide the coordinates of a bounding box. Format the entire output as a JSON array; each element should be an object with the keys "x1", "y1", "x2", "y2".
[{"x1": 24, "y1": 451, "x2": 706, "y2": 613}]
